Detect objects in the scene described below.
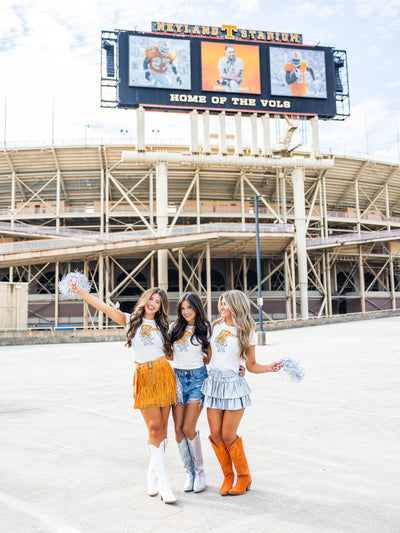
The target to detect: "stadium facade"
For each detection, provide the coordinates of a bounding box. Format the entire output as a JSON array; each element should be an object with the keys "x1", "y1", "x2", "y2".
[{"x1": 0, "y1": 112, "x2": 399, "y2": 329}]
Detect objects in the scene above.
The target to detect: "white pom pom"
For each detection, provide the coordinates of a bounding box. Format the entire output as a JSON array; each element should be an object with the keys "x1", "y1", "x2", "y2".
[
  {"x1": 58, "y1": 270, "x2": 91, "y2": 298},
  {"x1": 279, "y1": 357, "x2": 305, "y2": 382}
]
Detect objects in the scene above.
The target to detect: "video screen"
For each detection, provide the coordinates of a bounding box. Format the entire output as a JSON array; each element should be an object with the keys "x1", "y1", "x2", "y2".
[
  {"x1": 129, "y1": 35, "x2": 191, "y2": 90},
  {"x1": 201, "y1": 41, "x2": 261, "y2": 94},
  {"x1": 269, "y1": 47, "x2": 327, "y2": 98}
]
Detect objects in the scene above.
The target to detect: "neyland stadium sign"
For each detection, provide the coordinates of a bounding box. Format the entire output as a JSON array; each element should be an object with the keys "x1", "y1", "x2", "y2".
[{"x1": 151, "y1": 22, "x2": 303, "y2": 44}]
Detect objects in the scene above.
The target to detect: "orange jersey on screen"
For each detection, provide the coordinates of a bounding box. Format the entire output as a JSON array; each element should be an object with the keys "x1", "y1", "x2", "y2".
[
  {"x1": 145, "y1": 46, "x2": 176, "y2": 74},
  {"x1": 284, "y1": 61, "x2": 309, "y2": 96}
]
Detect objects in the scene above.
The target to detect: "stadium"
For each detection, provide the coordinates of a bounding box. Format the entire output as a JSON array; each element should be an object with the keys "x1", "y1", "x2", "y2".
[
  {"x1": 0, "y1": 24, "x2": 399, "y2": 332},
  {"x1": 1, "y1": 15, "x2": 400, "y2": 533},
  {"x1": 1, "y1": 119, "x2": 399, "y2": 330}
]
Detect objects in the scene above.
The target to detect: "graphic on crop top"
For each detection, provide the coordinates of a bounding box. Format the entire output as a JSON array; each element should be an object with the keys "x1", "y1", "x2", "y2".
[
  {"x1": 214, "y1": 329, "x2": 237, "y2": 352},
  {"x1": 139, "y1": 324, "x2": 159, "y2": 345},
  {"x1": 175, "y1": 330, "x2": 192, "y2": 352}
]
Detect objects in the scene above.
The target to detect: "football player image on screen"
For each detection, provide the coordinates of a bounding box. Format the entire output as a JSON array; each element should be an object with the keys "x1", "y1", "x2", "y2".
[
  {"x1": 143, "y1": 39, "x2": 182, "y2": 88},
  {"x1": 216, "y1": 45, "x2": 244, "y2": 92},
  {"x1": 284, "y1": 51, "x2": 315, "y2": 97}
]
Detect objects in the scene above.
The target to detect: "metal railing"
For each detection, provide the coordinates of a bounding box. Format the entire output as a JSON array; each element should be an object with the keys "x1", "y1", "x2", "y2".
[
  {"x1": 0, "y1": 220, "x2": 98, "y2": 238},
  {"x1": 0, "y1": 222, "x2": 294, "y2": 255},
  {"x1": 307, "y1": 228, "x2": 400, "y2": 249}
]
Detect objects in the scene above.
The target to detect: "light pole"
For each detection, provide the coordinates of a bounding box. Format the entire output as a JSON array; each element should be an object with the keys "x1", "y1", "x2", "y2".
[
  {"x1": 84, "y1": 124, "x2": 90, "y2": 144},
  {"x1": 254, "y1": 195, "x2": 264, "y2": 333}
]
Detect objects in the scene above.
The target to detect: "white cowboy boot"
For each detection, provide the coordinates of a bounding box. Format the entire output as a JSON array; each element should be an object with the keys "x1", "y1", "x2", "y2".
[
  {"x1": 177, "y1": 437, "x2": 194, "y2": 492},
  {"x1": 187, "y1": 431, "x2": 206, "y2": 493},
  {"x1": 147, "y1": 438, "x2": 165, "y2": 497},
  {"x1": 147, "y1": 442, "x2": 177, "y2": 503}
]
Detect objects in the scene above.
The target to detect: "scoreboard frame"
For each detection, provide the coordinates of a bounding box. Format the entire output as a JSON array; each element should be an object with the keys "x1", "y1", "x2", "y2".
[{"x1": 101, "y1": 25, "x2": 349, "y2": 120}]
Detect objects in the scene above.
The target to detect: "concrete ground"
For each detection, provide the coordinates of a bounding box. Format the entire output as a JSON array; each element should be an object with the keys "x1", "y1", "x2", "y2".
[{"x1": 0, "y1": 317, "x2": 399, "y2": 533}]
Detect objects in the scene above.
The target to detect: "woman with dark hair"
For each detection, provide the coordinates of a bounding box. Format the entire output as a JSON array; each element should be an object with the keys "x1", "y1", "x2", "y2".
[
  {"x1": 71, "y1": 284, "x2": 177, "y2": 504},
  {"x1": 169, "y1": 292, "x2": 211, "y2": 493}
]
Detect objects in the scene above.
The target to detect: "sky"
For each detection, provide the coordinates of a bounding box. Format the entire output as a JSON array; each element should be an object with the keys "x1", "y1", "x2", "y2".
[{"x1": 1, "y1": 0, "x2": 400, "y2": 163}]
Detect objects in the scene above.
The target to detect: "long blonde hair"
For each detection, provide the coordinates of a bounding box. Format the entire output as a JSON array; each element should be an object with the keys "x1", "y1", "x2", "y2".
[
  {"x1": 213, "y1": 290, "x2": 256, "y2": 361},
  {"x1": 125, "y1": 288, "x2": 170, "y2": 352}
]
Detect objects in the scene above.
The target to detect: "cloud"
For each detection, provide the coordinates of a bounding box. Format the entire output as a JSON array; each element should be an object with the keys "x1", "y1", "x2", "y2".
[
  {"x1": 318, "y1": 98, "x2": 400, "y2": 162},
  {"x1": 354, "y1": 0, "x2": 400, "y2": 17},
  {"x1": 0, "y1": 0, "x2": 398, "y2": 165}
]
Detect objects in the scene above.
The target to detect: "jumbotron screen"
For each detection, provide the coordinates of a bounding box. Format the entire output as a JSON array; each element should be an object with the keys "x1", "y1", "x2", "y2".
[{"x1": 113, "y1": 25, "x2": 340, "y2": 118}]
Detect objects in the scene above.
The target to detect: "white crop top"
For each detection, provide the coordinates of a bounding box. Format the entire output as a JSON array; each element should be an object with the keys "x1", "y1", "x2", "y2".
[
  {"x1": 171, "y1": 325, "x2": 206, "y2": 370},
  {"x1": 209, "y1": 321, "x2": 256, "y2": 372},
  {"x1": 125, "y1": 313, "x2": 165, "y2": 363}
]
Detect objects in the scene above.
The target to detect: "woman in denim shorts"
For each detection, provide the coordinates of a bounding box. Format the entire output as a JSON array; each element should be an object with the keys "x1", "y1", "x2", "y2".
[{"x1": 170, "y1": 292, "x2": 211, "y2": 493}]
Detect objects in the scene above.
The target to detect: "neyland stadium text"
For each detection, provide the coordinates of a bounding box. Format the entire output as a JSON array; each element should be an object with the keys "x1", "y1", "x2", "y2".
[{"x1": 152, "y1": 22, "x2": 302, "y2": 44}]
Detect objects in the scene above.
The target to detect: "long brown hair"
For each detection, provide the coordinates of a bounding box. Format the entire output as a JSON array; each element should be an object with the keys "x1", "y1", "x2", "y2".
[
  {"x1": 213, "y1": 290, "x2": 255, "y2": 361},
  {"x1": 125, "y1": 288, "x2": 170, "y2": 352},
  {"x1": 170, "y1": 292, "x2": 211, "y2": 354}
]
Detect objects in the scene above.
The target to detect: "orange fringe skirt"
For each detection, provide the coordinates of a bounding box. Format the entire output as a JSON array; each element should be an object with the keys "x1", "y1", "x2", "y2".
[{"x1": 133, "y1": 356, "x2": 178, "y2": 409}]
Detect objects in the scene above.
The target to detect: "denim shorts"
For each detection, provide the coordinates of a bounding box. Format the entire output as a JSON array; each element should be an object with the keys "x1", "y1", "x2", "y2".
[{"x1": 174, "y1": 366, "x2": 208, "y2": 404}]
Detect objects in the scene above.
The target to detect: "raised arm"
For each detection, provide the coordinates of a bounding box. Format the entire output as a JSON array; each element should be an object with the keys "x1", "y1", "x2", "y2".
[
  {"x1": 245, "y1": 345, "x2": 282, "y2": 374},
  {"x1": 71, "y1": 281, "x2": 127, "y2": 327}
]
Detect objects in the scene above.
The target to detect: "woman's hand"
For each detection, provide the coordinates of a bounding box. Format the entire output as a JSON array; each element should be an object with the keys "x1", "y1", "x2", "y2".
[
  {"x1": 270, "y1": 361, "x2": 283, "y2": 372},
  {"x1": 71, "y1": 280, "x2": 83, "y2": 295},
  {"x1": 239, "y1": 364, "x2": 246, "y2": 377},
  {"x1": 246, "y1": 345, "x2": 284, "y2": 374},
  {"x1": 69, "y1": 281, "x2": 126, "y2": 327}
]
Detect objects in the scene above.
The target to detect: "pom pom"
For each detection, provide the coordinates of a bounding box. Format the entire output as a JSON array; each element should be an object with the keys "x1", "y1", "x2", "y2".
[
  {"x1": 58, "y1": 270, "x2": 91, "y2": 297},
  {"x1": 279, "y1": 357, "x2": 305, "y2": 382}
]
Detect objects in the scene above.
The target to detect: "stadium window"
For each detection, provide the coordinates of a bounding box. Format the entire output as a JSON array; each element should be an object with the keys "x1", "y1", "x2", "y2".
[
  {"x1": 102, "y1": 41, "x2": 115, "y2": 78},
  {"x1": 115, "y1": 272, "x2": 147, "y2": 296},
  {"x1": 334, "y1": 56, "x2": 344, "y2": 93},
  {"x1": 201, "y1": 270, "x2": 225, "y2": 291}
]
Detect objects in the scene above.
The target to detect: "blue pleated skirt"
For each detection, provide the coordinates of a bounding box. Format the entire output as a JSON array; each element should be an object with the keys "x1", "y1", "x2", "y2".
[{"x1": 201, "y1": 368, "x2": 252, "y2": 410}]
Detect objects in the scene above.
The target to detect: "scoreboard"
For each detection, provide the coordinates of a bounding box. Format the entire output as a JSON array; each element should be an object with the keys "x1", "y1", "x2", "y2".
[{"x1": 101, "y1": 22, "x2": 349, "y2": 119}]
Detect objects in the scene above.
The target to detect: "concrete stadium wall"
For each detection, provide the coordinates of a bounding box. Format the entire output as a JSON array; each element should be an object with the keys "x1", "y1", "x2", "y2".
[
  {"x1": 2, "y1": 309, "x2": 400, "y2": 346},
  {"x1": 0, "y1": 282, "x2": 28, "y2": 329}
]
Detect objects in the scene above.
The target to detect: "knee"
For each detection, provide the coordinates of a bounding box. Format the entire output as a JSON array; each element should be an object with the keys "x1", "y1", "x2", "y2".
[
  {"x1": 148, "y1": 423, "x2": 163, "y2": 441},
  {"x1": 209, "y1": 429, "x2": 221, "y2": 445},
  {"x1": 221, "y1": 432, "x2": 236, "y2": 449},
  {"x1": 174, "y1": 426, "x2": 184, "y2": 440},
  {"x1": 182, "y1": 421, "x2": 195, "y2": 438}
]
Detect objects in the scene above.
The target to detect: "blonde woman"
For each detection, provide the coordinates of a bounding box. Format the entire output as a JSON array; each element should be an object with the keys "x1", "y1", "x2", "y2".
[
  {"x1": 201, "y1": 290, "x2": 282, "y2": 496},
  {"x1": 71, "y1": 284, "x2": 177, "y2": 504}
]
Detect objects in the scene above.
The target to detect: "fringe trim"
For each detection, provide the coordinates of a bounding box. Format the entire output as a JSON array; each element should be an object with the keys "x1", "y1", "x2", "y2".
[
  {"x1": 133, "y1": 361, "x2": 177, "y2": 409},
  {"x1": 175, "y1": 372, "x2": 184, "y2": 405}
]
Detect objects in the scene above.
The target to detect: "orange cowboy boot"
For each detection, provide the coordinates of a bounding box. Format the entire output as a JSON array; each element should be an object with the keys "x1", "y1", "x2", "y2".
[
  {"x1": 209, "y1": 436, "x2": 234, "y2": 496},
  {"x1": 227, "y1": 437, "x2": 252, "y2": 495}
]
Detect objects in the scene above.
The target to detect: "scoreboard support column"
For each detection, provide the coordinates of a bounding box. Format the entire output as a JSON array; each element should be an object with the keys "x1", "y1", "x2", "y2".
[
  {"x1": 190, "y1": 110, "x2": 199, "y2": 154},
  {"x1": 310, "y1": 116, "x2": 321, "y2": 158},
  {"x1": 203, "y1": 111, "x2": 211, "y2": 154},
  {"x1": 156, "y1": 161, "x2": 169, "y2": 291},
  {"x1": 218, "y1": 112, "x2": 227, "y2": 155},
  {"x1": 136, "y1": 107, "x2": 145, "y2": 152},
  {"x1": 262, "y1": 114, "x2": 272, "y2": 156},
  {"x1": 292, "y1": 166, "x2": 309, "y2": 320},
  {"x1": 235, "y1": 113, "x2": 243, "y2": 155}
]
